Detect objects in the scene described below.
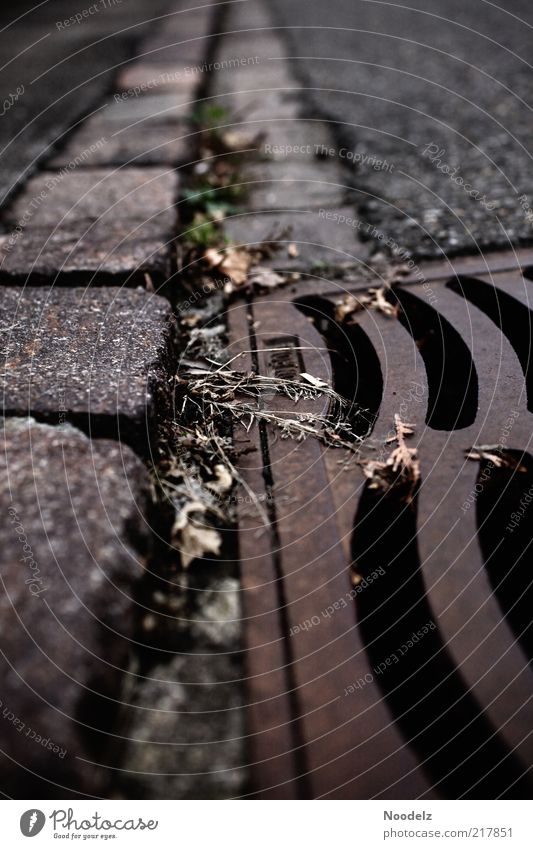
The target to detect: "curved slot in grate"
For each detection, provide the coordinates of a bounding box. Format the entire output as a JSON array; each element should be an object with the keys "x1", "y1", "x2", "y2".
[
  {"x1": 351, "y1": 477, "x2": 530, "y2": 798},
  {"x1": 447, "y1": 275, "x2": 533, "y2": 412},
  {"x1": 390, "y1": 287, "x2": 478, "y2": 430},
  {"x1": 476, "y1": 450, "x2": 533, "y2": 665},
  {"x1": 294, "y1": 295, "x2": 383, "y2": 439}
]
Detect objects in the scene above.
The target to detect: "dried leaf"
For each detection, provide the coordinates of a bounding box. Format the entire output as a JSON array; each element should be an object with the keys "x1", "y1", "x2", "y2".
[
  {"x1": 180, "y1": 523, "x2": 222, "y2": 568},
  {"x1": 211, "y1": 206, "x2": 226, "y2": 222},
  {"x1": 206, "y1": 463, "x2": 233, "y2": 494},
  {"x1": 369, "y1": 287, "x2": 397, "y2": 316},
  {"x1": 201, "y1": 246, "x2": 252, "y2": 289},
  {"x1": 248, "y1": 266, "x2": 285, "y2": 291},
  {"x1": 172, "y1": 501, "x2": 222, "y2": 568},
  {"x1": 466, "y1": 449, "x2": 505, "y2": 467},
  {"x1": 466, "y1": 446, "x2": 524, "y2": 470},
  {"x1": 219, "y1": 247, "x2": 251, "y2": 285},
  {"x1": 335, "y1": 294, "x2": 363, "y2": 323},
  {"x1": 335, "y1": 286, "x2": 396, "y2": 323},
  {"x1": 203, "y1": 247, "x2": 224, "y2": 269},
  {"x1": 180, "y1": 312, "x2": 203, "y2": 329},
  {"x1": 220, "y1": 130, "x2": 257, "y2": 151}
]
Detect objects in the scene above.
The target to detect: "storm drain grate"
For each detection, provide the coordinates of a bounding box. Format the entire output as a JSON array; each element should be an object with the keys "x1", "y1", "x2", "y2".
[{"x1": 228, "y1": 249, "x2": 533, "y2": 800}]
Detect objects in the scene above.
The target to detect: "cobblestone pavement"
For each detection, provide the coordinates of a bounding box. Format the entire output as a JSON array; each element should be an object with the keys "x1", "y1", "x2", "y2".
[
  {"x1": 0, "y1": 0, "x2": 180, "y2": 205},
  {"x1": 0, "y1": 0, "x2": 245, "y2": 800},
  {"x1": 1, "y1": 0, "x2": 532, "y2": 801}
]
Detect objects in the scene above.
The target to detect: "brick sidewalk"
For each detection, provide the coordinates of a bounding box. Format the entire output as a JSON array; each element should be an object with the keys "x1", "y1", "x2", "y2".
[{"x1": 0, "y1": 0, "x2": 247, "y2": 799}]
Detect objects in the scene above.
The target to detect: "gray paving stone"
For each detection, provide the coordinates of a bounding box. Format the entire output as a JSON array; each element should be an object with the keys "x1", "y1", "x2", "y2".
[
  {"x1": 142, "y1": 41, "x2": 212, "y2": 68},
  {"x1": 142, "y1": 18, "x2": 213, "y2": 68},
  {"x1": 243, "y1": 160, "x2": 349, "y2": 211},
  {"x1": 213, "y1": 61, "x2": 285, "y2": 94},
  {"x1": 210, "y1": 45, "x2": 301, "y2": 124},
  {"x1": 50, "y1": 121, "x2": 190, "y2": 169},
  {"x1": 0, "y1": 0, "x2": 179, "y2": 206},
  {"x1": 206, "y1": 1, "x2": 285, "y2": 70},
  {"x1": 216, "y1": 1, "x2": 274, "y2": 30},
  {"x1": 0, "y1": 418, "x2": 153, "y2": 797},
  {"x1": 0, "y1": 168, "x2": 177, "y2": 283},
  {"x1": 217, "y1": 88, "x2": 301, "y2": 125},
  {"x1": 255, "y1": 119, "x2": 337, "y2": 162},
  {"x1": 223, "y1": 206, "x2": 370, "y2": 270},
  {"x1": 6, "y1": 167, "x2": 175, "y2": 228},
  {"x1": 0, "y1": 287, "x2": 176, "y2": 451},
  {"x1": 141, "y1": 7, "x2": 214, "y2": 66},
  {"x1": 86, "y1": 95, "x2": 191, "y2": 128},
  {"x1": 115, "y1": 63, "x2": 200, "y2": 100},
  {"x1": 0, "y1": 225, "x2": 172, "y2": 285}
]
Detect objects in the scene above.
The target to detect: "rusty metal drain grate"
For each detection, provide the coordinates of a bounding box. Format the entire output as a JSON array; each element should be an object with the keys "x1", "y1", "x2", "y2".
[{"x1": 227, "y1": 249, "x2": 533, "y2": 800}]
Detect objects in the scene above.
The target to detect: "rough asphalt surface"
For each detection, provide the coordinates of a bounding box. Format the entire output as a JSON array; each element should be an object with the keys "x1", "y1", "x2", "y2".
[{"x1": 267, "y1": 0, "x2": 533, "y2": 256}]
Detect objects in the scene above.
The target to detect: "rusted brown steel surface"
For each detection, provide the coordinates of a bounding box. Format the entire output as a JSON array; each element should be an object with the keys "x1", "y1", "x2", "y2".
[{"x1": 228, "y1": 253, "x2": 533, "y2": 799}]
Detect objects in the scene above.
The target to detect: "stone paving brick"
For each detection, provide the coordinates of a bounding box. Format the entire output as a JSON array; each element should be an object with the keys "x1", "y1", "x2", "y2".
[
  {"x1": 115, "y1": 63, "x2": 199, "y2": 100},
  {"x1": 223, "y1": 206, "x2": 370, "y2": 271},
  {"x1": 142, "y1": 39, "x2": 211, "y2": 68},
  {"x1": 60, "y1": 94, "x2": 191, "y2": 131},
  {"x1": 142, "y1": 16, "x2": 213, "y2": 68},
  {"x1": 254, "y1": 120, "x2": 340, "y2": 162},
  {"x1": 49, "y1": 99, "x2": 191, "y2": 168},
  {"x1": 158, "y1": 6, "x2": 215, "y2": 39},
  {"x1": 243, "y1": 160, "x2": 349, "y2": 211},
  {"x1": 212, "y1": 58, "x2": 293, "y2": 91},
  {"x1": 6, "y1": 166, "x2": 175, "y2": 228},
  {"x1": 141, "y1": 6, "x2": 214, "y2": 67},
  {"x1": 210, "y1": 26, "x2": 302, "y2": 124},
  {"x1": 219, "y1": 88, "x2": 301, "y2": 125},
  {"x1": 59, "y1": 122, "x2": 189, "y2": 168},
  {"x1": 0, "y1": 0, "x2": 178, "y2": 205},
  {"x1": 0, "y1": 168, "x2": 177, "y2": 283},
  {"x1": 214, "y1": 31, "x2": 288, "y2": 62},
  {"x1": 0, "y1": 287, "x2": 176, "y2": 451},
  {"x1": 210, "y1": 2, "x2": 351, "y2": 217},
  {"x1": 0, "y1": 418, "x2": 153, "y2": 797},
  {"x1": 218, "y1": 1, "x2": 273, "y2": 29}
]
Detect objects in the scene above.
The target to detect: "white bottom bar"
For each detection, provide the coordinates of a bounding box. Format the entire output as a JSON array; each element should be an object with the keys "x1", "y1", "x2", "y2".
[{"x1": 2, "y1": 800, "x2": 532, "y2": 848}]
